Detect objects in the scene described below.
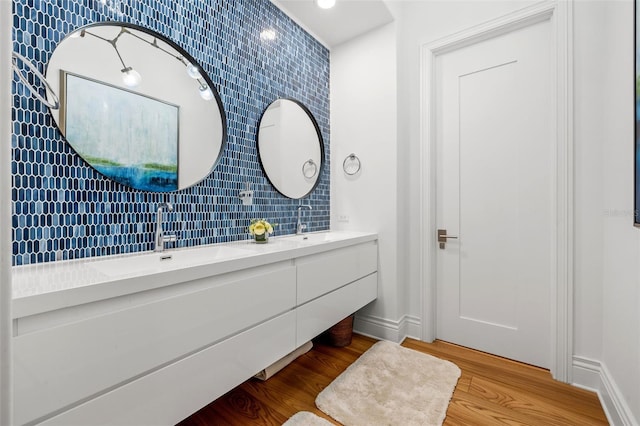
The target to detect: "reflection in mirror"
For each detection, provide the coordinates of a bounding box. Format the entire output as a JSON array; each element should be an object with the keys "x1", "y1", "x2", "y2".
[
  {"x1": 257, "y1": 99, "x2": 324, "y2": 199},
  {"x1": 46, "y1": 22, "x2": 226, "y2": 192}
]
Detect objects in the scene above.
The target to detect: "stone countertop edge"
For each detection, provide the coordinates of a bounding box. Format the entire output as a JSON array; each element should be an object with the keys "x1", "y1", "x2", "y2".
[{"x1": 12, "y1": 231, "x2": 378, "y2": 319}]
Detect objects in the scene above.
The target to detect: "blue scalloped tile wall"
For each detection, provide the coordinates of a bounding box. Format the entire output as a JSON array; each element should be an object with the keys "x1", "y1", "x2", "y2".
[{"x1": 12, "y1": 0, "x2": 330, "y2": 266}]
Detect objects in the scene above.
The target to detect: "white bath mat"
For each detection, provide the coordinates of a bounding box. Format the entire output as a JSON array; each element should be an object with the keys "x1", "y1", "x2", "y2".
[
  {"x1": 316, "y1": 340, "x2": 461, "y2": 426},
  {"x1": 282, "y1": 411, "x2": 335, "y2": 426}
]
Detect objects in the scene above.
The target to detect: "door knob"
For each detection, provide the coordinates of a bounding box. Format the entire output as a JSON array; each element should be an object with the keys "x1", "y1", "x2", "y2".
[{"x1": 437, "y1": 229, "x2": 458, "y2": 249}]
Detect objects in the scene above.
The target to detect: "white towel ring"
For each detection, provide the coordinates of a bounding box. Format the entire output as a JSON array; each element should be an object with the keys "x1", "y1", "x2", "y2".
[
  {"x1": 343, "y1": 153, "x2": 361, "y2": 176},
  {"x1": 12, "y1": 51, "x2": 60, "y2": 110}
]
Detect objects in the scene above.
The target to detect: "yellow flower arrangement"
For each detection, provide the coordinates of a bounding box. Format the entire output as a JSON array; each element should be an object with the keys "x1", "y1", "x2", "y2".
[{"x1": 248, "y1": 219, "x2": 275, "y2": 242}]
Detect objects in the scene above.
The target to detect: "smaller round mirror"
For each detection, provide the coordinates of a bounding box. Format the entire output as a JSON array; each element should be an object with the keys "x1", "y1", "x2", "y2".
[{"x1": 257, "y1": 99, "x2": 324, "y2": 199}]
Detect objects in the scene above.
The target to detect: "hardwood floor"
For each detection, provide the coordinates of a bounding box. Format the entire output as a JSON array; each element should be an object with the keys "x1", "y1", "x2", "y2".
[{"x1": 178, "y1": 334, "x2": 608, "y2": 426}]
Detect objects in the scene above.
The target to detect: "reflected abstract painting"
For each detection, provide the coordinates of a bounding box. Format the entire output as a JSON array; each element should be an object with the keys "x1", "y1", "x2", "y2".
[{"x1": 61, "y1": 72, "x2": 179, "y2": 192}]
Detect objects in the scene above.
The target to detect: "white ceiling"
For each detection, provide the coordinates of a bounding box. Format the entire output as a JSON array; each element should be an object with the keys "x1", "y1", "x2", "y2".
[{"x1": 270, "y1": 0, "x2": 394, "y2": 48}]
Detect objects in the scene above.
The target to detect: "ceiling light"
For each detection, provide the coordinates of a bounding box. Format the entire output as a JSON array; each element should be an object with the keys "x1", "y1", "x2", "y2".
[
  {"x1": 316, "y1": 0, "x2": 336, "y2": 9},
  {"x1": 121, "y1": 67, "x2": 141, "y2": 87}
]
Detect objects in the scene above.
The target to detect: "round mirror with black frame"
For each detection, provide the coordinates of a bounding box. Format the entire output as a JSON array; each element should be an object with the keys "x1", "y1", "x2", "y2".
[
  {"x1": 257, "y1": 99, "x2": 324, "y2": 199},
  {"x1": 45, "y1": 22, "x2": 227, "y2": 192}
]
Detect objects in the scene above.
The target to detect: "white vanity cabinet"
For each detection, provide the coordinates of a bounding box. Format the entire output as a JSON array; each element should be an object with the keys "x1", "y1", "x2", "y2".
[
  {"x1": 296, "y1": 241, "x2": 378, "y2": 346},
  {"x1": 11, "y1": 232, "x2": 378, "y2": 425}
]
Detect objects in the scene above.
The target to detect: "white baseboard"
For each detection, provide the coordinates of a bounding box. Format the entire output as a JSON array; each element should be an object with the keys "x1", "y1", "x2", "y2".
[
  {"x1": 572, "y1": 356, "x2": 638, "y2": 426},
  {"x1": 353, "y1": 313, "x2": 421, "y2": 343},
  {"x1": 572, "y1": 356, "x2": 601, "y2": 392}
]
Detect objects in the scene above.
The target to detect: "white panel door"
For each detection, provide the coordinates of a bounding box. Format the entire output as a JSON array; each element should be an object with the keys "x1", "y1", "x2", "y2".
[{"x1": 435, "y1": 19, "x2": 553, "y2": 368}]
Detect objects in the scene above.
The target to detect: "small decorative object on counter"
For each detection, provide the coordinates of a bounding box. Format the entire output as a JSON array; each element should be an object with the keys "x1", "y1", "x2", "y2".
[{"x1": 248, "y1": 218, "x2": 276, "y2": 243}]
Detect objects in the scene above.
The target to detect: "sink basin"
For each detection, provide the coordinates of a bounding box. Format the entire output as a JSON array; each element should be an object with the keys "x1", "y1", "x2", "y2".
[
  {"x1": 168, "y1": 245, "x2": 251, "y2": 263},
  {"x1": 274, "y1": 232, "x2": 342, "y2": 245},
  {"x1": 90, "y1": 245, "x2": 251, "y2": 277},
  {"x1": 288, "y1": 233, "x2": 335, "y2": 243}
]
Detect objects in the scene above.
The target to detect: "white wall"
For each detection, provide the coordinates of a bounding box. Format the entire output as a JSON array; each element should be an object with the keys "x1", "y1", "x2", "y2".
[
  {"x1": 599, "y1": 1, "x2": 640, "y2": 422},
  {"x1": 572, "y1": 0, "x2": 605, "y2": 374},
  {"x1": 330, "y1": 22, "x2": 400, "y2": 334},
  {"x1": 333, "y1": 0, "x2": 639, "y2": 421}
]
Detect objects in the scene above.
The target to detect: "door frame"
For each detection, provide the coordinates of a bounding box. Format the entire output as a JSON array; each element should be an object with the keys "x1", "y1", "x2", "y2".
[{"x1": 419, "y1": 1, "x2": 574, "y2": 382}]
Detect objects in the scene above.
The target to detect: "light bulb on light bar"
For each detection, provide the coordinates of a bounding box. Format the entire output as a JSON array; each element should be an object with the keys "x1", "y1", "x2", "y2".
[
  {"x1": 121, "y1": 67, "x2": 141, "y2": 87},
  {"x1": 199, "y1": 84, "x2": 214, "y2": 101},
  {"x1": 186, "y1": 62, "x2": 202, "y2": 79},
  {"x1": 316, "y1": 0, "x2": 336, "y2": 9}
]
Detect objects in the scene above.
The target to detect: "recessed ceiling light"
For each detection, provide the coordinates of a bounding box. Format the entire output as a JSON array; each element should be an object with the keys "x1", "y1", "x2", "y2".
[{"x1": 316, "y1": 0, "x2": 336, "y2": 9}]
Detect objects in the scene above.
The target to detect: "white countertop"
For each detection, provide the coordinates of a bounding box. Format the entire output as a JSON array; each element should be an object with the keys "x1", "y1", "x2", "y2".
[{"x1": 12, "y1": 231, "x2": 378, "y2": 318}]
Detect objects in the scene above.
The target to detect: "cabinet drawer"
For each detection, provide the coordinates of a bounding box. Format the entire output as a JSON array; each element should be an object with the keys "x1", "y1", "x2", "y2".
[
  {"x1": 40, "y1": 310, "x2": 296, "y2": 426},
  {"x1": 14, "y1": 264, "x2": 296, "y2": 425},
  {"x1": 296, "y1": 241, "x2": 377, "y2": 304},
  {"x1": 296, "y1": 272, "x2": 377, "y2": 347}
]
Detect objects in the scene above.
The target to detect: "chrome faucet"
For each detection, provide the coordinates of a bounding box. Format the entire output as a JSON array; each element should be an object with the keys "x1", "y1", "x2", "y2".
[
  {"x1": 154, "y1": 202, "x2": 176, "y2": 252},
  {"x1": 296, "y1": 205, "x2": 312, "y2": 235}
]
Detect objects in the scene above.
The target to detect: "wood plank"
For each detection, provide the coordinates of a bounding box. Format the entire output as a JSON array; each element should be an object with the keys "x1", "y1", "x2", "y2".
[
  {"x1": 445, "y1": 390, "x2": 538, "y2": 426},
  {"x1": 179, "y1": 334, "x2": 608, "y2": 426},
  {"x1": 195, "y1": 387, "x2": 288, "y2": 426},
  {"x1": 467, "y1": 376, "x2": 607, "y2": 425},
  {"x1": 402, "y1": 338, "x2": 604, "y2": 413}
]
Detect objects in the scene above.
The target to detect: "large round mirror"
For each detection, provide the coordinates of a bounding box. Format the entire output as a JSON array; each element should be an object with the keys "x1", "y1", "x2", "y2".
[
  {"x1": 45, "y1": 22, "x2": 226, "y2": 192},
  {"x1": 257, "y1": 99, "x2": 324, "y2": 199}
]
